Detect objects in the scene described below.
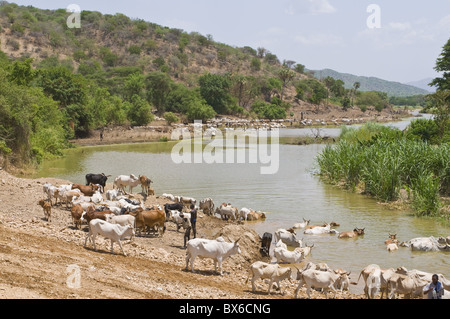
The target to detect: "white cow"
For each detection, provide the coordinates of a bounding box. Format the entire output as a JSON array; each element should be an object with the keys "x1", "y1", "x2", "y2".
[
  {"x1": 43, "y1": 184, "x2": 59, "y2": 205},
  {"x1": 357, "y1": 264, "x2": 382, "y2": 299},
  {"x1": 239, "y1": 207, "x2": 252, "y2": 221},
  {"x1": 297, "y1": 243, "x2": 314, "y2": 257},
  {"x1": 185, "y1": 237, "x2": 241, "y2": 275},
  {"x1": 386, "y1": 243, "x2": 399, "y2": 252},
  {"x1": 400, "y1": 237, "x2": 450, "y2": 251},
  {"x1": 295, "y1": 268, "x2": 346, "y2": 299},
  {"x1": 106, "y1": 189, "x2": 123, "y2": 201},
  {"x1": 199, "y1": 198, "x2": 215, "y2": 216},
  {"x1": 293, "y1": 218, "x2": 310, "y2": 229},
  {"x1": 246, "y1": 261, "x2": 292, "y2": 295},
  {"x1": 304, "y1": 224, "x2": 336, "y2": 235},
  {"x1": 274, "y1": 229, "x2": 303, "y2": 247},
  {"x1": 84, "y1": 219, "x2": 135, "y2": 256},
  {"x1": 387, "y1": 273, "x2": 428, "y2": 299},
  {"x1": 214, "y1": 205, "x2": 238, "y2": 221},
  {"x1": 273, "y1": 246, "x2": 304, "y2": 264},
  {"x1": 398, "y1": 267, "x2": 450, "y2": 291},
  {"x1": 161, "y1": 193, "x2": 175, "y2": 201},
  {"x1": 169, "y1": 211, "x2": 191, "y2": 231},
  {"x1": 113, "y1": 174, "x2": 141, "y2": 194}
]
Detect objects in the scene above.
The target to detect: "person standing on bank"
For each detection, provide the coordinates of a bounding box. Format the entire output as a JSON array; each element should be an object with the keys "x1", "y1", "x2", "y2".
[
  {"x1": 423, "y1": 274, "x2": 445, "y2": 299},
  {"x1": 182, "y1": 216, "x2": 192, "y2": 249},
  {"x1": 190, "y1": 204, "x2": 197, "y2": 239}
]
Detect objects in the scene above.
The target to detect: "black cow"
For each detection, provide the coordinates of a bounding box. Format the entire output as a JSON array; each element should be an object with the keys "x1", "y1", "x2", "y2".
[
  {"x1": 260, "y1": 232, "x2": 272, "y2": 257},
  {"x1": 164, "y1": 203, "x2": 184, "y2": 221},
  {"x1": 85, "y1": 173, "x2": 110, "y2": 193}
]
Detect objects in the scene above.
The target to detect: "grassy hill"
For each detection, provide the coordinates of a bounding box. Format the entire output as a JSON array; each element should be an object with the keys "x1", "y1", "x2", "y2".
[
  {"x1": 0, "y1": 2, "x2": 412, "y2": 167},
  {"x1": 312, "y1": 68, "x2": 430, "y2": 97}
]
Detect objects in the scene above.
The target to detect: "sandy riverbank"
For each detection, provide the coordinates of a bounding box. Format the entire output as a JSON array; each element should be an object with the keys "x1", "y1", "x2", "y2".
[{"x1": 0, "y1": 169, "x2": 365, "y2": 299}]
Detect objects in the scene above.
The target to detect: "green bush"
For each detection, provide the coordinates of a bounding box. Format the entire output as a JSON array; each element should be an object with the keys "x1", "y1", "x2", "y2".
[
  {"x1": 406, "y1": 119, "x2": 440, "y2": 144},
  {"x1": 163, "y1": 112, "x2": 179, "y2": 125}
]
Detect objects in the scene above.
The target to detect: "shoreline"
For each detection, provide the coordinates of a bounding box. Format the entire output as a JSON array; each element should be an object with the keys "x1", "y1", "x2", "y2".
[
  {"x1": 0, "y1": 168, "x2": 364, "y2": 299},
  {"x1": 69, "y1": 112, "x2": 414, "y2": 149}
]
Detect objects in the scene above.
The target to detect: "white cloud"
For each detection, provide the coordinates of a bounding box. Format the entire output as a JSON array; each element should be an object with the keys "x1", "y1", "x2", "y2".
[
  {"x1": 388, "y1": 22, "x2": 412, "y2": 31},
  {"x1": 285, "y1": 0, "x2": 336, "y2": 16},
  {"x1": 307, "y1": 0, "x2": 336, "y2": 14},
  {"x1": 293, "y1": 32, "x2": 342, "y2": 46}
]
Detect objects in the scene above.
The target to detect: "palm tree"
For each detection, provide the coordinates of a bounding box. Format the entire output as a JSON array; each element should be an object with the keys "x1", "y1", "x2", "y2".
[{"x1": 352, "y1": 82, "x2": 361, "y2": 106}]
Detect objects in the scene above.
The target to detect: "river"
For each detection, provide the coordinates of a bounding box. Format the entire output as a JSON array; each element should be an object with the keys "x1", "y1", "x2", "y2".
[{"x1": 29, "y1": 113, "x2": 449, "y2": 294}]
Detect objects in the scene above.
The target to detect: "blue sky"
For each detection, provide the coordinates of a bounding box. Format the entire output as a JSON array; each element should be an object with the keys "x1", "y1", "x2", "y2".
[{"x1": 11, "y1": 0, "x2": 450, "y2": 84}]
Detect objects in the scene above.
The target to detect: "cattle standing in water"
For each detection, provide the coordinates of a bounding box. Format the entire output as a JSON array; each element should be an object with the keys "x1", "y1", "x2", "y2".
[{"x1": 338, "y1": 228, "x2": 365, "y2": 239}]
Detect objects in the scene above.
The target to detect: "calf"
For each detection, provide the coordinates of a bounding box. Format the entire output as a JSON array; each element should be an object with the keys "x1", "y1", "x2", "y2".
[
  {"x1": 38, "y1": 200, "x2": 52, "y2": 222},
  {"x1": 71, "y1": 204, "x2": 84, "y2": 229},
  {"x1": 385, "y1": 233, "x2": 398, "y2": 245},
  {"x1": 84, "y1": 219, "x2": 135, "y2": 256}
]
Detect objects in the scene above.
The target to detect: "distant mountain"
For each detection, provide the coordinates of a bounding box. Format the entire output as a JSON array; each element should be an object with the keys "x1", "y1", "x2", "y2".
[
  {"x1": 311, "y1": 69, "x2": 430, "y2": 97},
  {"x1": 405, "y1": 78, "x2": 436, "y2": 93}
]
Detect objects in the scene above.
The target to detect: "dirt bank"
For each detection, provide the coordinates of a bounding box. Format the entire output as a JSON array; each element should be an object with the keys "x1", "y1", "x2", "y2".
[
  {"x1": 0, "y1": 169, "x2": 363, "y2": 299},
  {"x1": 71, "y1": 107, "x2": 410, "y2": 147}
]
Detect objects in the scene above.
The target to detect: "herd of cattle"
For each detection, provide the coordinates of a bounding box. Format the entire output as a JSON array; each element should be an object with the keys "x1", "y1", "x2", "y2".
[{"x1": 37, "y1": 173, "x2": 450, "y2": 299}]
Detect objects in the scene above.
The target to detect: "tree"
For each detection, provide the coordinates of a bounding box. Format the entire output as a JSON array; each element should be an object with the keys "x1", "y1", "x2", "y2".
[
  {"x1": 186, "y1": 99, "x2": 216, "y2": 122},
  {"x1": 198, "y1": 73, "x2": 233, "y2": 114},
  {"x1": 127, "y1": 95, "x2": 154, "y2": 126},
  {"x1": 123, "y1": 72, "x2": 145, "y2": 101},
  {"x1": 425, "y1": 90, "x2": 450, "y2": 143},
  {"x1": 278, "y1": 67, "x2": 296, "y2": 101},
  {"x1": 352, "y1": 81, "x2": 361, "y2": 106},
  {"x1": 294, "y1": 64, "x2": 305, "y2": 74},
  {"x1": 163, "y1": 112, "x2": 179, "y2": 125},
  {"x1": 38, "y1": 66, "x2": 87, "y2": 107},
  {"x1": 430, "y1": 38, "x2": 450, "y2": 91},
  {"x1": 145, "y1": 72, "x2": 172, "y2": 114},
  {"x1": 7, "y1": 58, "x2": 36, "y2": 86}
]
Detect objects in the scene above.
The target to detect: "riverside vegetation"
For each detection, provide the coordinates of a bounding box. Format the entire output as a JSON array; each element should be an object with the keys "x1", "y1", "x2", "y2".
[{"x1": 316, "y1": 37, "x2": 450, "y2": 223}]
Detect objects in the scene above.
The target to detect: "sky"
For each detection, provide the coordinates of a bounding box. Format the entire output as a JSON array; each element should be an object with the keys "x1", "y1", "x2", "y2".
[{"x1": 11, "y1": 0, "x2": 450, "y2": 83}]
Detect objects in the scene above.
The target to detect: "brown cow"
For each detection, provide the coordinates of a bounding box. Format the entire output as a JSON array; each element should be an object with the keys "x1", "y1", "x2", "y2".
[
  {"x1": 130, "y1": 208, "x2": 166, "y2": 237},
  {"x1": 71, "y1": 204, "x2": 84, "y2": 229},
  {"x1": 83, "y1": 206, "x2": 111, "y2": 224},
  {"x1": 338, "y1": 228, "x2": 365, "y2": 239},
  {"x1": 38, "y1": 199, "x2": 52, "y2": 222},
  {"x1": 72, "y1": 184, "x2": 96, "y2": 196},
  {"x1": 247, "y1": 211, "x2": 267, "y2": 221},
  {"x1": 139, "y1": 175, "x2": 153, "y2": 196},
  {"x1": 385, "y1": 234, "x2": 399, "y2": 245}
]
